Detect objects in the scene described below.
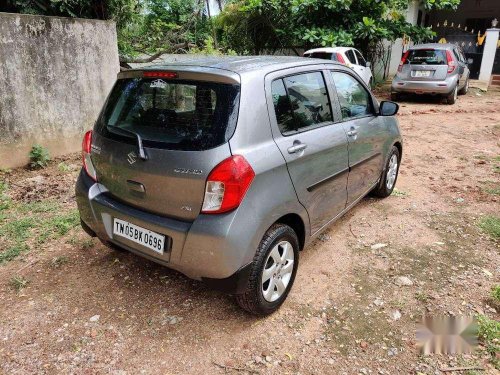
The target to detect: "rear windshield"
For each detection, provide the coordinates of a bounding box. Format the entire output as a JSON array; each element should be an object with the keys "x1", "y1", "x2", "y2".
[
  {"x1": 304, "y1": 52, "x2": 338, "y2": 61},
  {"x1": 95, "y1": 78, "x2": 240, "y2": 151},
  {"x1": 406, "y1": 49, "x2": 447, "y2": 65}
]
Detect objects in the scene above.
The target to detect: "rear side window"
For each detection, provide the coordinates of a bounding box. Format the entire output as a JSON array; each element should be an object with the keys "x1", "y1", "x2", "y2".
[
  {"x1": 271, "y1": 72, "x2": 333, "y2": 135},
  {"x1": 354, "y1": 50, "x2": 367, "y2": 67},
  {"x1": 406, "y1": 49, "x2": 447, "y2": 65},
  {"x1": 345, "y1": 50, "x2": 356, "y2": 64},
  {"x1": 331, "y1": 71, "x2": 373, "y2": 119},
  {"x1": 304, "y1": 52, "x2": 338, "y2": 61},
  {"x1": 95, "y1": 78, "x2": 240, "y2": 151}
]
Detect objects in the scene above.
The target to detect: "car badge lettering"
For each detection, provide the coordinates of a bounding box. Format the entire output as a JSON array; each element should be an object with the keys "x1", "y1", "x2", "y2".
[{"x1": 174, "y1": 168, "x2": 203, "y2": 175}]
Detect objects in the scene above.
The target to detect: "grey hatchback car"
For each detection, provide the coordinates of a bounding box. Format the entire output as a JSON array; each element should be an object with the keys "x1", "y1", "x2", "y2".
[
  {"x1": 76, "y1": 56, "x2": 402, "y2": 315},
  {"x1": 391, "y1": 43, "x2": 471, "y2": 104}
]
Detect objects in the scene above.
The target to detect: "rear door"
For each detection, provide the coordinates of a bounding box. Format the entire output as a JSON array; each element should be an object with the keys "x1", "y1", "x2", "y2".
[
  {"x1": 91, "y1": 71, "x2": 240, "y2": 222},
  {"x1": 329, "y1": 70, "x2": 385, "y2": 205},
  {"x1": 353, "y1": 49, "x2": 371, "y2": 84},
  {"x1": 266, "y1": 69, "x2": 349, "y2": 234},
  {"x1": 399, "y1": 48, "x2": 449, "y2": 81}
]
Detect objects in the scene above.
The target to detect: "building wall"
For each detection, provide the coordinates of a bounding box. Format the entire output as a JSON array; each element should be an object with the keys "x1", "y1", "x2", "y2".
[{"x1": 0, "y1": 13, "x2": 119, "y2": 168}]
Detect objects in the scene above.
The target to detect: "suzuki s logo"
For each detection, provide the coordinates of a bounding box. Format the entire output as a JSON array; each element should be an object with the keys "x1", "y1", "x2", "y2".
[{"x1": 127, "y1": 152, "x2": 137, "y2": 165}]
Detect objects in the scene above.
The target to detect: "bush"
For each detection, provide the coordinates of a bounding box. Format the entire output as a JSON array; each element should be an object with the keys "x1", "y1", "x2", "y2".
[{"x1": 29, "y1": 145, "x2": 50, "y2": 169}]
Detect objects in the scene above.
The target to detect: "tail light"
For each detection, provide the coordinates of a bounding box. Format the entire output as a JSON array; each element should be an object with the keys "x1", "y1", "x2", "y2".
[
  {"x1": 398, "y1": 51, "x2": 410, "y2": 73},
  {"x1": 446, "y1": 50, "x2": 456, "y2": 73},
  {"x1": 336, "y1": 53, "x2": 346, "y2": 64},
  {"x1": 82, "y1": 130, "x2": 97, "y2": 181},
  {"x1": 201, "y1": 155, "x2": 255, "y2": 214}
]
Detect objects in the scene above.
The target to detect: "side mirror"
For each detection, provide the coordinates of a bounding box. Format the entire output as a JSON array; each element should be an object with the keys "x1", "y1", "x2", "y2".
[
  {"x1": 467, "y1": 58, "x2": 473, "y2": 64},
  {"x1": 379, "y1": 101, "x2": 399, "y2": 116},
  {"x1": 365, "y1": 61, "x2": 371, "y2": 68}
]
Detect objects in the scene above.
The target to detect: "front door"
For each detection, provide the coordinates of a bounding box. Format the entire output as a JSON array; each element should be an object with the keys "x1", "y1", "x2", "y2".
[
  {"x1": 266, "y1": 70, "x2": 349, "y2": 234},
  {"x1": 329, "y1": 70, "x2": 385, "y2": 205}
]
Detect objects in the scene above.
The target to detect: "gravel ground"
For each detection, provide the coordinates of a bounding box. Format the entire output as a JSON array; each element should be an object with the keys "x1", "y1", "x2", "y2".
[{"x1": 0, "y1": 87, "x2": 499, "y2": 374}]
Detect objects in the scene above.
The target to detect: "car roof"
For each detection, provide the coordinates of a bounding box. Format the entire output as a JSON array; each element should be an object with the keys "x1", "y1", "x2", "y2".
[
  {"x1": 304, "y1": 47, "x2": 351, "y2": 54},
  {"x1": 127, "y1": 55, "x2": 342, "y2": 77},
  {"x1": 410, "y1": 43, "x2": 456, "y2": 50}
]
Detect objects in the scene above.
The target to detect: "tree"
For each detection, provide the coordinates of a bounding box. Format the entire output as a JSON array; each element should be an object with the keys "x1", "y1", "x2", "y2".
[{"x1": 216, "y1": 0, "x2": 461, "y2": 59}]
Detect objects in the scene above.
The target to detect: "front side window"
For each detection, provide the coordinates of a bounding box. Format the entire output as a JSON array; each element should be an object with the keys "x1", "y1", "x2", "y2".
[
  {"x1": 96, "y1": 78, "x2": 240, "y2": 151},
  {"x1": 271, "y1": 72, "x2": 333, "y2": 134},
  {"x1": 331, "y1": 71, "x2": 373, "y2": 120}
]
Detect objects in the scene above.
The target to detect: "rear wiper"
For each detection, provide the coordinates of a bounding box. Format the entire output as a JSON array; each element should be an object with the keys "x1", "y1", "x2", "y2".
[{"x1": 107, "y1": 125, "x2": 148, "y2": 160}]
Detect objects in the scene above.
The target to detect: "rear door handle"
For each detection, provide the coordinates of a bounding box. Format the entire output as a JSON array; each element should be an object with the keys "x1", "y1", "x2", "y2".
[{"x1": 287, "y1": 142, "x2": 307, "y2": 154}]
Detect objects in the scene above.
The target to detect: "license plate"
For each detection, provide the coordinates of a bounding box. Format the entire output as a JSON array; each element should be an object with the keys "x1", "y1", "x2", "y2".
[
  {"x1": 113, "y1": 218, "x2": 165, "y2": 254},
  {"x1": 414, "y1": 70, "x2": 431, "y2": 77}
]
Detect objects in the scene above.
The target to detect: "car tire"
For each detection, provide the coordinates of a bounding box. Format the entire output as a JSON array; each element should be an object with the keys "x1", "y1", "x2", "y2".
[
  {"x1": 236, "y1": 223, "x2": 299, "y2": 316},
  {"x1": 390, "y1": 92, "x2": 399, "y2": 102},
  {"x1": 372, "y1": 146, "x2": 400, "y2": 198},
  {"x1": 446, "y1": 85, "x2": 458, "y2": 104},
  {"x1": 458, "y1": 78, "x2": 469, "y2": 95}
]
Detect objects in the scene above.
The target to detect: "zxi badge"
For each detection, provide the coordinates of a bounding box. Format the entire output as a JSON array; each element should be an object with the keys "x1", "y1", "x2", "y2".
[{"x1": 127, "y1": 152, "x2": 137, "y2": 165}]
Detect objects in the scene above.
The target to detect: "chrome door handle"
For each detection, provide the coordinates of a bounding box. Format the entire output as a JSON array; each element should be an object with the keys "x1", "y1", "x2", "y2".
[
  {"x1": 347, "y1": 129, "x2": 358, "y2": 137},
  {"x1": 287, "y1": 142, "x2": 307, "y2": 154}
]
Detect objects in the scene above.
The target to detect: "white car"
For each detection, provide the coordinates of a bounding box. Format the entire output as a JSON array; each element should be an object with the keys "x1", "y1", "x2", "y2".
[{"x1": 303, "y1": 47, "x2": 373, "y2": 86}]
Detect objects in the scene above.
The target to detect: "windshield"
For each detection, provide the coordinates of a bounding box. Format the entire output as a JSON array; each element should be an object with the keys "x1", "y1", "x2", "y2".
[
  {"x1": 95, "y1": 78, "x2": 240, "y2": 151},
  {"x1": 406, "y1": 49, "x2": 447, "y2": 65}
]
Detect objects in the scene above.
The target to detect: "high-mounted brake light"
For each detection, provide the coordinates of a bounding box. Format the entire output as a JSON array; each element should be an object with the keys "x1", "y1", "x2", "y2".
[
  {"x1": 446, "y1": 50, "x2": 456, "y2": 73},
  {"x1": 143, "y1": 71, "x2": 178, "y2": 79},
  {"x1": 201, "y1": 155, "x2": 255, "y2": 214},
  {"x1": 82, "y1": 130, "x2": 97, "y2": 181},
  {"x1": 398, "y1": 51, "x2": 410, "y2": 73},
  {"x1": 336, "y1": 53, "x2": 346, "y2": 64}
]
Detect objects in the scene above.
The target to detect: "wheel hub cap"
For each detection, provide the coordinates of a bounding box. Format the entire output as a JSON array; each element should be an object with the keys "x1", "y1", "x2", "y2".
[
  {"x1": 386, "y1": 154, "x2": 398, "y2": 190},
  {"x1": 261, "y1": 241, "x2": 294, "y2": 302}
]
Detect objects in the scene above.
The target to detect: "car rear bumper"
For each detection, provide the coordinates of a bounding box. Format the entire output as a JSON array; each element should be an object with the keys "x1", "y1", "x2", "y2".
[
  {"x1": 75, "y1": 169, "x2": 253, "y2": 293},
  {"x1": 391, "y1": 75, "x2": 458, "y2": 95}
]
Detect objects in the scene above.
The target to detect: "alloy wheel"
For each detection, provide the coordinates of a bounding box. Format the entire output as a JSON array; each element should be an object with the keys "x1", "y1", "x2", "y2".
[
  {"x1": 386, "y1": 154, "x2": 398, "y2": 190},
  {"x1": 261, "y1": 241, "x2": 294, "y2": 302}
]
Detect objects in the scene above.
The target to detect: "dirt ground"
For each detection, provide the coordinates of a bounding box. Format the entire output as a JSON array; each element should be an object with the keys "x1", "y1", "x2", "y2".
[{"x1": 0, "y1": 87, "x2": 499, "y2": 375}]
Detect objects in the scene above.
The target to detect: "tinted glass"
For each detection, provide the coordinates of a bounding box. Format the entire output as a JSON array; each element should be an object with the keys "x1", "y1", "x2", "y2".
[
  {"x1": 95, "y1": 78, "x2": 240, "y2": 151},
  {"x1": 331, "y1": 71, "x2": 373, "y2": 119},
  {"x1": 271, "y1": 79, "x2": 295, "y2": 133},
  {"x1": 345, "y1": 50, "x2": 356, "y2": 64},
  {"x1": 305, "y1": 52, "x2": 338, "y2": 61},
  {"x1": 406, "y1": 49, "x2": 447, "y2": 65},
  {"x1": 354, "y1": 50, "x2": 367, "y2": 66},
  {"x1": 272, "y1": 72, "x2": 333, "y2": 134}
]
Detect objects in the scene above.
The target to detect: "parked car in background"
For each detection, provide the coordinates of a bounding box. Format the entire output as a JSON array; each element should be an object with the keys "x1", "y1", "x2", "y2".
[
  {"x1": 391, "y1": 43, "x2": 471, "y2": 104},
  {"x1": 303, "y1": 47, "x2": 373, "y2": 86},
  {"x1": 76, "y1": 56, "x2": 402, "y2": 315}
]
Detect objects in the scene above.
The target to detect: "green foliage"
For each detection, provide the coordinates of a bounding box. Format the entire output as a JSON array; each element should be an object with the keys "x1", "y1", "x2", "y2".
[
  {"x1": 216, "y1": 0, "x2": 457, "y2": 56},
  {"x1": 29, "y1": 145, "x2": 50, "y2": 169},
  {"x1": 491, "y1": 285, "x2": 500, "y2": 304},
  {"x1": 9, "y1": 276, "x2": 30, "y2": 292},
  {"x1": 477, "y1": 315, "x2": 500, "y2": 369},
  {"x1": 478, "y1": 216, "x2": 500, "y2": 240}
]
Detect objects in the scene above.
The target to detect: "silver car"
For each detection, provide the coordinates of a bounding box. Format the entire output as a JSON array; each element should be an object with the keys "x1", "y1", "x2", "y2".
[
  {"x1": 391, "y1": 43, "x2": 471, "y2": 104},
  {"x1": 76, "y1": 56, "x2": 402, "y2": 315}
]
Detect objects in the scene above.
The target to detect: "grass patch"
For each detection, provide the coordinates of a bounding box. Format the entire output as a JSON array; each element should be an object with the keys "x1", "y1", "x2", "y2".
[
  {"x1": 478, "y1": 216, "x2": 500, "y2": 239},
  {"x1": 57, "y1": 162, "x2": 72, "y2": 172},
  {"x1": 391, "y1": 188, "x2": 408, "y2": 197},
  {"x1": 9, "y1": 276, "x2": 30, "y2": 291},
  {"x1": 0, "y1": 195, "x2": 80, "y2": 263},
  {"x1": 51, "y1": 256, "x2": 69, "y2": 268},
  {"x1": 477, "y1": 315, "x2": 500, "y2": 369},
  {"x1": 491, "y1": 285, "x2": 500, "y2": 307}
]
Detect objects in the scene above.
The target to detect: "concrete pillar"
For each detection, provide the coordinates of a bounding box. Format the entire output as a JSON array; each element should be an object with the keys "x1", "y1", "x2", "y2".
[{"x1": 478, "y1": 28, "x2": 499, "y2": 84}]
